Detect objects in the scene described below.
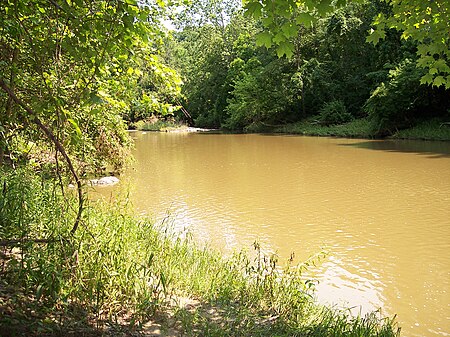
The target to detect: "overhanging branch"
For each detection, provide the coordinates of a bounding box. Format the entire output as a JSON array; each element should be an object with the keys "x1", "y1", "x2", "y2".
[{"x1": 0, "y1": 77, "x2": 84, "y2": 235}]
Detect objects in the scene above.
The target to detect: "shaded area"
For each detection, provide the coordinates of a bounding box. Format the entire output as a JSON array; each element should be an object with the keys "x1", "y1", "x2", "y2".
[
  {"x1": 338, "y1": 139, "x2": 450, "y2": 158},
  {"x1": 0, "y1": 275, "x2": 176, "y2": 337}
]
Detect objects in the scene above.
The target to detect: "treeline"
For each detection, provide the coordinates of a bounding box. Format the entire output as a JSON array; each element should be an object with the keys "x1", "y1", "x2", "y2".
[{"x1": 165, "y1": 0, "x2": 450, "y2": 136}]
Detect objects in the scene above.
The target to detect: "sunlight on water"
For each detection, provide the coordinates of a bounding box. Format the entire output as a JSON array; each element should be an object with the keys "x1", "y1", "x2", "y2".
[{"x1": 97, "y1": 132, "x2": 450, "y2": 337}]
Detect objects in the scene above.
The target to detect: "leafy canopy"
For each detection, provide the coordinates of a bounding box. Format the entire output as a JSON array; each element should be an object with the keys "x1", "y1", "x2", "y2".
[
  {"x1": 0, "y1": 0, "x2": 183, "y2": 231},
  {"x1": 243, "y1": 0, "x2": 450, "y2": 89},
  {"x1": 0, "y1": 0, "x2": 182, "y2": 171}
]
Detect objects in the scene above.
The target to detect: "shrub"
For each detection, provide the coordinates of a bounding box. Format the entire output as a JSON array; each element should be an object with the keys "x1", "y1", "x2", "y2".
[
  {"x1": 364, "y1": 59, "x2": 427, "y2": 136},
  {"x1": 318, "y1": 100, "x2": 353, "y2": 125}
]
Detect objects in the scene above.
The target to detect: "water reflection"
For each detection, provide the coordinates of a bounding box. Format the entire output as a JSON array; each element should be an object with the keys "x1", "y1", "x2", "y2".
[{"x1": 339, "y1": 139, "x2": 450, "y2": 158}]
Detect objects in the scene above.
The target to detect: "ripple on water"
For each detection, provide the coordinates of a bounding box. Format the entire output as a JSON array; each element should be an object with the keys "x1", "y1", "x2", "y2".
[{"x1": 111, "y1": 133, "x2": 450, "y2": 337}]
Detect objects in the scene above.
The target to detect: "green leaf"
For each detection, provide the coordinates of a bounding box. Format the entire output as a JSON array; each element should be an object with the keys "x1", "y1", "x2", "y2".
[
  {"x1": 428, "y1": 43, "x2": 445, "y2": 56},
  {"x1": 262, "y1": 17, "x2": 273, "y2": 27},
  {"x1": 273, "y1": 32, "x2": 286, "y2": 44},
  {"x1": 417, "y1": 55, "x2": 435, "y2": 68},
  {"x1": 433, "y1": 76, "x2": 445, "y2": 87},
  {"x1": 276, "y1": 41, "x2": 294, "y2": 58},
  {"x1": 433, "y1": 59, "x2": 450, "y2": 73},
  {"x1": 68, "y1": 118, "x2": 82, "y2": 137},
  {"x1": 296, "y1": 12, "x2": 315, "y2": 28},
  {"x1": 244, "y1": 1, "x2": 263, "y2": 19},
  {"x1": 420, "y1": 72, "x2": 434, "y2": 85},
  {"x1": 36, "y1": 285, "x2": 44, "y2": 301},
  {"x1": 160, "y1": 272, "x2": 167, "y2": 293},
  {"x1": 256, "y1": 32, "x2": 273, "y2": 48},
  {"x1": 317, "y1": 0, "x2": 332, "y2": 16},
  {"x1": 366, "y1": 29, "x2": 385, "y2": 45},
  {"x1": 281, "y1": 23, "x2": 298, "y2": 38},
  {"x1": 416, "y1": 44, "x2": 430, "y2": 56},
  {"x1": 304, "y1": 0, "x2": 316, "y2": 10}
]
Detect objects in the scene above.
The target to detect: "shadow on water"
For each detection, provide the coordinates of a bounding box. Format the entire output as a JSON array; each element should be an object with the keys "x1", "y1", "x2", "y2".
[{"x1": 339, "y1": 139, "x2": 450, "y2": 158}]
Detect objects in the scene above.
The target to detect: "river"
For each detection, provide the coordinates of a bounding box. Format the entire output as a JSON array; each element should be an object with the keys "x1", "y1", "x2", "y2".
[{"x1": 100, "y1": 131, "x2": 450, "y2": 337}]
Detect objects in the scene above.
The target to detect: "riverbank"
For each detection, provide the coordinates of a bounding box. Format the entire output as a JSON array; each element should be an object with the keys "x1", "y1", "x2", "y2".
[
  {"x1": 272, "y1": 118, "x2": 450, "y2": 141},
  {"x1": 133, "y1": 117, "x2": 450, "y2": 141},
  {"x1": 0, "y1": 167, "x2": 400, "y2": 336},
  {"x1": 132, "y1": 119, "x2": 215, "y2": 133}
]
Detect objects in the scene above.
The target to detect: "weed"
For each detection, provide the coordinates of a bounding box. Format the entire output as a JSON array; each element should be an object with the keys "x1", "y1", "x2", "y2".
[
  {"x1": 391, "y1": 119, "x2": 450, "y2": 141},
  {"x1": 274, "y1": 118, "x2": 375, "y2": 139}
]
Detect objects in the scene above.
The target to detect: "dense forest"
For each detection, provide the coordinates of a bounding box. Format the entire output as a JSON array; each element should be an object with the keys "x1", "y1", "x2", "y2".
[
  {"x1": 0, "y1": 0, "x2": 448, "y2": 335},
  {"x1": 158, "y1": 0, "x2": 450, "y2": 137}
]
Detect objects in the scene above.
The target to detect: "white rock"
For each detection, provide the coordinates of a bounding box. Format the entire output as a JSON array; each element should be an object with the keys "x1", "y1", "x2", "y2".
[
  {"x1": 89, "y1": 176, "x2": 119, "y2": 186},
  {"x1": 97, "y1": 176, "x2": 119, "y2": 185}
]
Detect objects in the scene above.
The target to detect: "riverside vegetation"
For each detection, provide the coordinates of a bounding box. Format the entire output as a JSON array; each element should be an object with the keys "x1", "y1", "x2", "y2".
[
  {"x1": 1, "y1": 0, "x2": 449, "y2": 335},
  {"x1": 0, "y1": 167, "x2": 400, "y2": 336},
  {"x1": 162, "y1": 0, "x2": 450, "y2": 140}
]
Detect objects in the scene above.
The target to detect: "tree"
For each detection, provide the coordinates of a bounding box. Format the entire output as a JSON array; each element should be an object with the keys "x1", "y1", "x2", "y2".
[
  {"x1": 243, "y1": 0, "x2": 450, "y2": 89},
  {"x1": 0, "y1": 0, "x2": 178, "y2": 233},
  {"x1": 167, "y1": 1, "x2": 257, "y2": 127},
  {"x1": 367, "y1": 0, "x2": 450, "y2": 88}
]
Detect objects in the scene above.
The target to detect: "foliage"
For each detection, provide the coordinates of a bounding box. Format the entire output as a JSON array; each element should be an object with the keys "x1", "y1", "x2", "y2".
[
  {"x1": 368, "y1": 0, "x2": 450, "y2": 89},
  {"x1": 243, "y1": 0, "x2": 450, "y2": 89},
  {"x1": 274, "y1": 118, "x2": 376, "y2": 138},
  {"x1": 391, "y1": 118, "x2": 450, "y2": 141},
  {"x1": 169, "y1": 0, "x2": 449, "y2": 134},
  {"x1": 174, "y1": 0, "x2": 242, "y2": 30},
  {"x1": 0, "y1": 0, "x2": 186, "y2": 234},
  {"x1": 243, "y1": 0, "x2": 368, "y2": 57},
  {"x1": 364, "y1": 59, "x2": 430, "y2": 135},
  {"x1": 318, "y1": 100, "x2": 353, "y2": 126},
  {"x1": 167, "y1": 7, "x2": 257, "y2": 128},
  {"x1": 132, "y1": 118, "x2": 184, "y2": 131},
  {"x1": 225, "y1": 56, "x2": 300, "y2": 130},
  {"x1": 0, "y1": 0, "x2": 182, "y2": 173},
  {"x1": 125, "y1": 53, "x2": 183, "y2": 126}
]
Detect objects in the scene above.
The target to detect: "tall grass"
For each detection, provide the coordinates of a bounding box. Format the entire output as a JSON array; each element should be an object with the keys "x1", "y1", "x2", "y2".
[
  {"x1": 0, "y1": 166, "x2": 401, "y2": 336},
  {"x1": 391, "y1": 119, "x2": 450, "y2": 141},
  {"x1": 274, "y1": 118, "x2": 375, "y2": 139},
  {"x1": 274, "y1": 117, "x2": 450, "y2": 141}
]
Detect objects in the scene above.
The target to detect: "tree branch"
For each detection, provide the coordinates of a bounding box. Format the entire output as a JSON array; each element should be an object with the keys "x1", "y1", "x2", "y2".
[{"x1": 0, "y1": 78, "x2": 84, "y2": 235}]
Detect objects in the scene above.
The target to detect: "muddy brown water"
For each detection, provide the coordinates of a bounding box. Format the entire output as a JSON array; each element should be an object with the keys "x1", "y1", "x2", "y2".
[{"x1": 99, "y1": 131, "x2": 450, "y2": 337}]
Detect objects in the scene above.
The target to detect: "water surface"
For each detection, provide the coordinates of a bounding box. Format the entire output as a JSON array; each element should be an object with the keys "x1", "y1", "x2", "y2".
[{"x1": 107, "y1": 132, "x2": 450, "y2": 337}]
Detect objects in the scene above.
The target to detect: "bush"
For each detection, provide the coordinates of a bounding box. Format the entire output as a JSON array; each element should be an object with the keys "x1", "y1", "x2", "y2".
[
  {"x1": 318, "y1": 100, "x2": 353, "y2": 125},
  {"x1": 364, "y1": 59, "x2": 427, "y2": 136}
]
